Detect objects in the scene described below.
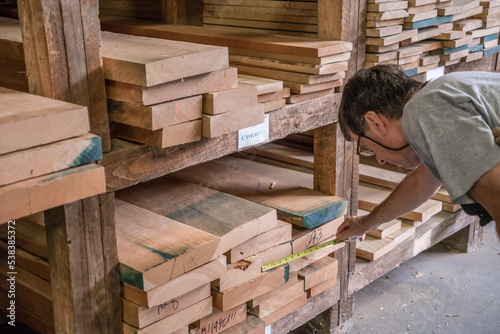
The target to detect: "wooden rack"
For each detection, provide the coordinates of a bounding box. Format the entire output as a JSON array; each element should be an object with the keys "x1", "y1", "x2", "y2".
[{"x1": 2, "y1": 0, "x2": 495, "y2": 333}]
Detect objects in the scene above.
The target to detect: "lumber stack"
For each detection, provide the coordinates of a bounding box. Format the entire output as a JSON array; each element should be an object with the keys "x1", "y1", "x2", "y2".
[
  {"x1": 0, "y1": 86, "x2": 105, "y2": 223},
  {"x1": 238, "y1": 74, "x2": 290, "y2": 112},
  {"x1": 0, "y1": 213, "x2": 53, "y2": 333},
  {"x1": 365, "y1": 0, "x2": 500, "y2": 74},
  {"x1": 101, "y1": 31, "x2": 244, "y2": 147},
  {"x1": 202, "y1": 0, "x2": 319, "y2": 38},
  {"x1": 100, "y1": 16, "x2": 353, "y2": 103}
]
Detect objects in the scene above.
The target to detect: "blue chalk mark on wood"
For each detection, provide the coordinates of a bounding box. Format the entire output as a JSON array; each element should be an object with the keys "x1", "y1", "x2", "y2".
[
  {"x1": 119, "y1": 264, "x2": 144, "y2": 290},
  {"x1": 405, "y1": 15, "x2": 451, "y2": 29},
  {"x1": 483, "y1": 33, "x2": 498, "y2": 42},
  {"x1": 431, "y1": 44, "x2": 468, "y2": 55},
  {"x1": 483, "y1": 45, "x2": 500, "y2": 57},
  {"x1": 276, "y1": 199, "x2": 347, "y2": 228},
  {"x1": 469, "y1": 45, "x2": 484, "y2": 53},
  {"x1": 405, "y1": 67, "x2": 418, "y2": 76},
  {"x1": 69, "y1": 136, "x2": 102, "y2": 167}
]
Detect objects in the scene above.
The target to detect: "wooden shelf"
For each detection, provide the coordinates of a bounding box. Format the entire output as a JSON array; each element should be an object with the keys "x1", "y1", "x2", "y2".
[{"x1": 99, "y1": 93, "x2": 341, "y2": 192}]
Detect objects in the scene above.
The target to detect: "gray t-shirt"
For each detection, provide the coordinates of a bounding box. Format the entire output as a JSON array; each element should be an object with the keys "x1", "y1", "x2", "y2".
[{"x1": 402, "y1": 71, "x2": 500, "y2": 204}]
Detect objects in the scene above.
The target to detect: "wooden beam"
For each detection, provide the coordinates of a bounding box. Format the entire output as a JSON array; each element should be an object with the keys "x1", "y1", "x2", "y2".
[{"x1": 17, "y1": 0, "x2": 111, "y2": 152}]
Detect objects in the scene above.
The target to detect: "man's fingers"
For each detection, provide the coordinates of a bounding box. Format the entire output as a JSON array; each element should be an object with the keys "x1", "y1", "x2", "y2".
[{"x1": 493, "y1": 127, "x2": 500, "y2": 137}]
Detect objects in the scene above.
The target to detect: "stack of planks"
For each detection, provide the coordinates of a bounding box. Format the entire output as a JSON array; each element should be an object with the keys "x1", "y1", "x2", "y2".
[
  {"x1": 0, "y1": 213, "x2": 53, "y2": 333},
  {"x1": 238, "y1": 74, "x2": 290, "y2": 112},
  {"x1": 113, "y1": 156, "x2": 347, "y2": 331},
  {"x1": 100, "y1": 16, "x2": 353, "y2": 103},
  {"x1": 0, "y1": 87, "x2": 105, "y2": 223},
  {"x1": 365, "y1": 0, "x2": 500, "y2": 74},
  {"x1": 202, "y1": 0, "x2": 319, "y2": 38},
  {"x1": 101, "y1": 31, "x2": 246, "y2": 147}
]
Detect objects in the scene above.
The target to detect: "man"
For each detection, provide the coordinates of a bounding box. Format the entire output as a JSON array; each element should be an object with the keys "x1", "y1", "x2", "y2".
[{"x1": 335, "y1": 65, "x2": 500, "y2": 240}]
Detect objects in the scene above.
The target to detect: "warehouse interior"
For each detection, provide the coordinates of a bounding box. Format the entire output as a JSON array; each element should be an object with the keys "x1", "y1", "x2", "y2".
[{"x1": 0, "y1": 0, "x2": 499, "y2": 333}]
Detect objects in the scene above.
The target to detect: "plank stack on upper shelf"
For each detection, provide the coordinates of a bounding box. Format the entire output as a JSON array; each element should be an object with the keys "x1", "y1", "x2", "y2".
[
  {"x1": 0, "y1": 86, "x2": 105, "y2": 223},
  {"x1": 100, "y1": 15, "x2": 353, "y2": 103},
  {"x1": 202, "y1": 0, "x2": 319, "y2": 38},
  {"x1": 365, "y1": 0, "x2": 500, "y2": 74}
]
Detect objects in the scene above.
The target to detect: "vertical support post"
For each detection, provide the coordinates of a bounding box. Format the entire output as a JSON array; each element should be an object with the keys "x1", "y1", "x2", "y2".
[
  {"x1": 17, "y1": 0, "x2": 111, "y2": 152},
  {"x1": 161, "y1": 0, "x2": 202, "y2": 25},
  {"x1": 17, "y1": 0, "x2": 120, "y2": 332}
]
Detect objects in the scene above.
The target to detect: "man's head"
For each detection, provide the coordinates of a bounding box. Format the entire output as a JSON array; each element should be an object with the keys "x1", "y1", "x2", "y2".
[
  {"x1": 340, "y1": 65, "x2": 424, "y2": 170},
  {"x1": 339, "y1": 64, "x2": 424, "y2": 141}
]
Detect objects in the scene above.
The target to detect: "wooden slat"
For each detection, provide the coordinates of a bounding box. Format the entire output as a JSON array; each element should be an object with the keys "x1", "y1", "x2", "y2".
[
  {"x1": 192, "y1": 303, "x2": 247, "y2": 334},
  {"x1": 101, "y1": 31, "x2": 228, "y2": 87},
  {"x1": 222, "y1": 315, "x2": 265, "y2": 334},
  {"x1": 203, "y1": 85, "x2": 258, "y2": 115},
  {"x1": 115, "y1": 199, "x2": 221, "y2": 291},
  {"x1": 108, "y1": 95, "x2": 202, "y2": 130},
  {"x1": 171, "y1": 160, "x2": 347, "y2": 228},
  {"x1": 106, "y1": 67, "x2": 238, "y2": 106},
  {"x1": 116, "y1": 175, "x2": 277, "y2": 254},
  {"x1": 122, "y1": 284, "x2": 210, "y2": 329},
  {"x1": 100, "y1": 16, "x2": 353, "y2": 57},
  {"x1": 298, "y1": 256, "x2": 338, "y2": 290},
  {"x1": 291, "y1": 216, "x2": 344, "y2": 254},
  {"x1": 0, "y1": 134, "x2": 101, "y2": 187},
  {"x1": 0, "y1": 164, "x2": 105, "y2": 223},
  {"x1": 202, "y1": 104, "x2": 265, "y2": 138},
  {"x1": 214, "y1": 256, "x2": 262, "y2": 291},
  {"x1": 249, "y1": 276, "x2": 305, "y2": 317},
  {"x1": 0, "y1": 86, "x2": 90, "y2": 155}
]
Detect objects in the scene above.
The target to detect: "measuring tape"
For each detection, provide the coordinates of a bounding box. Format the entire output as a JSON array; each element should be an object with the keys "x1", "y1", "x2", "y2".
[{"x1": 261, "y1": 236, "x2": 359, "y2": 272}]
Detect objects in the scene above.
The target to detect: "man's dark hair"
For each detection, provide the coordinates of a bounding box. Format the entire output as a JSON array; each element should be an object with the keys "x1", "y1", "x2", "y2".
[{"x1": 339, "y1": 64, "x2": 424, "y2": 141}]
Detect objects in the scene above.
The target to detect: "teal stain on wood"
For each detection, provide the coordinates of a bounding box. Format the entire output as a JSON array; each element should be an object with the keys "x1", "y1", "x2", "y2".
[
  {"x1": 119, "y1": 264, "x2": 144, "y2": 290},
  {"x1": 283, "y1": 264, "x2": 290, "y2": 283},
  {"x1": 431, "y1": 44, "x2": 468, "y2": 55},
  {"x1": 483, "y1": 45, "x2": 500, "y2": 57},
  {"x1": 483, "y1": 33, "x2": 498, "y2": 42},
  {"x1": 69, "y1": 136, "x2": 102, "y2": 167},
  {"x1": 469, "y1": 45, "x2": 484, "y2": 53},
  {"x1": 275, "y1": 199, "x2": 347, "y2": 228},
  {"x1": 139, "y1": 243, "x2": 175, "y2": 261},
  {"x1": 405, "y1": 67, "x2": 418, "y2": 77}
]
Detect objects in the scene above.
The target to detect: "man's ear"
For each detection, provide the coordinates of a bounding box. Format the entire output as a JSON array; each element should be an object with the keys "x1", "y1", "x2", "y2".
[{"x1": 364, "y1": 111, "x2": 388, "y2": 135}]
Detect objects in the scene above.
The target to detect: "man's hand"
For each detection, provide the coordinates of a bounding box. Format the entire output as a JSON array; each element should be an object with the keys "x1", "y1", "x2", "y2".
[
  {"x1": 494, "y1": 127, "x2": 500, "y2": 146},
  {"x1": 336, "y1": 215, "x2": 374, "y2": 241}
]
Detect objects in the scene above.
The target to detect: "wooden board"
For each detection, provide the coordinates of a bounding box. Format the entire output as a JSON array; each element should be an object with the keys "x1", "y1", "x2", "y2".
[
  {"x1": 122, "y1": 284, "x2": 211, "y2": 328},
  {"x1": 367, "y1": 1, "x2": 409, "y2": 11},
  {"x1": 106, "y1": 67, "x2": 238, "y2": 106},
  {"x1": 0, "y1": 164, "x2": 105, "y2": 223},
  {"x1": 366, "y1": 25, "x2": 403, "y2": 38},
  {"x1": 111, "y1": 119, "x2": 202, "y2": 148},
  {"x1": 171, "y1": 160, "x2": 347, "y2": 228},
  {"x1": 212, "y1": 264, "x2": 289, "y2": 311},
  {"x1": 221, "y1": 315, "x2": 265, "y2": 334},
  {"x1": 226, "y1": 220, "x2": 291, "y2": 263},
  {"x1": 122, "y1": 296, "x2": 212, "y2": 334},
  {"x1": 358, "y1": 184, "x2": 443, "y2": 222},
  {"x1": 253, "y1": 242, "x2": 292, "y2": 268},
  {"x1": 284, "y1": 78, "x2": 343, "y2": 94},
  {"x1": 288, "y1": 237, "x2": 344, "y2": 272},
  {"x1": 108, "y1": 95, "x2": 202, "y2": 130},
  {"x1": 122, "y1": 257, "x2": 226, "y2": 308},
  {"x1": 237, "y1": 74, "x2": 283, "y2": 95},
  {"x1": 116, "y1": 175, "x2": 278, "y2": 254},
  {"x1": 229, "y1": 55, "x2": 349, "y2": 75},
  {"x1": 358, "y1": 209, "x2": 402, "y2": 239},
  {"x1": 261, "y1": 293, "x2": 307, "y2": 326},
  {"x1": 286, "y1": 88, "x2": 334, "y2": 104},
  {"x1": 291, "y1": 216, "x2": 344, "y2": 254},
  {"x1": 101, "y1": 31, "x2": 228, "y2": 87},
  {"x1": 366, "y1": 29, "x2": 418, "y2": 47},
  {"x1": 437, "y1": 0, "x2": 480, "y2": 15},
  {"x1": 230, "y1": 47, "x2": 351, "y2": 66},
  {"x1": 248, "y1": 276, "x2": 305, "y2": 318},
  {"x1": 191, "y1": 303, "x2": 247, "y2": 334},
  {"x1": 297, "y1": 256, "x2": 338, "y2": 290},
  {"x1": 202, "y1": 104, "x2": 265, "y2": 138},
  {"x1": 214, "y1": 256, "x2": 262, "y2": 292},
  {"x1": 100, "y1": 17, "x2": 353, "y2": 57},
  {"x1": 115, "y1": 199, "x2": 221, "y2": 291},
  {"x1": 0, "y1": 133, "x2": 101, "y2": 187},
  {"x1": 0, "y1": 87, "x2": 90, "y2": 155},
  {"x1": 247, "y1": 272, "x2": 300, "y2": 308},
  {"x1": 307, "y1": 277, "x2": 337, "y2": 298},
  {"x1": 0, "y1": 239, "x2": 50, "y2": 281},
  {"x1": 263, "y1": 99, "x2": 286, "y2": 112},
  {"x1": 356, "y1": 223, "x2": 416, "y2": 261},
  {"x1": 203, "y1": 85, "x2": 258, "y2": 115},
  {"x1": 257, "y1": 88, "x2": 291, "y2": 103},
  {"x1": 0, "y1": 214, "x2": 47, "y2": 259}
]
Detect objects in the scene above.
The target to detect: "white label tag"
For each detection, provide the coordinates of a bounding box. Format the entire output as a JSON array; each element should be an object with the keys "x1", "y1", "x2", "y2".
[
  {"x1": 426, "y1": 66, "x2": 445, "y2": 82},
  {"x1": 238, "y1": 113, "x2": 269, "y2": 150}
]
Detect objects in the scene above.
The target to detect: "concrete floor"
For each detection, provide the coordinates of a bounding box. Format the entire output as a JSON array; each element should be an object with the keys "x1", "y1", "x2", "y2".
[{"x1": 351, "y1": 222, "x2": 500, "y2": 334}]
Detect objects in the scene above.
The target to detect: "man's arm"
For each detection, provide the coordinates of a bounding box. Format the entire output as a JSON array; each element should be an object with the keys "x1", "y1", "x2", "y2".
[
  {"x1": 336, "y1": 163, "x2": 442, "y2": 240},
  {"x1": 468, "y1": 162, "x2": 500, "y2": 238}
]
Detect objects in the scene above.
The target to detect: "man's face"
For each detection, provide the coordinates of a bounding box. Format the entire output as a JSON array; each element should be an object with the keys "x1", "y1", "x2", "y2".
[{"x1": 355, "y1": 133, "x2": 422, "y2": 170}]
